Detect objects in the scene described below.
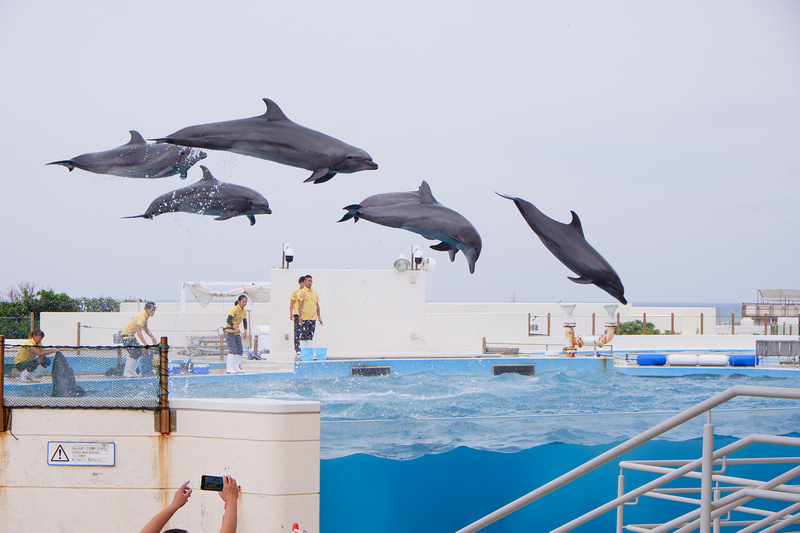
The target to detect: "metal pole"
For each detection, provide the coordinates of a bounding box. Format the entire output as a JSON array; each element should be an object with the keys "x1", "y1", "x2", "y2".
[
  {"x1": 642, "y1": 313, "x2": 647, "y2": 335},
  {"x1": 592, "y1": 313, "x2": 596, "y2": 336},
  {"x1": 617, "y1": 313, "x2": 620, "y2": 334},
  {"x1": 616, "y1": 472, "x2": 625, "y2": 533},
  {"x1": 547, "y1": 313, "x2": 551, "y2": 336},
  {"x1": 701, "y1": 313, "x2": 704, "y2": 335},
  {"x1": 671, "y1": 313, "x2": 674, "y2": 335},
  {"x1": 765, "y1": 314, "x2": 768, "y2": 335},
  {"x1": 700, "y1": 413, "x2": 715, "y2": 532},
  {"x1": 159, "y1": 336, "x2": 170, "y2": 435},
  {"x1": 76, "y1": 322, "x2": 81, "y2": 357},
  {"x1": 731, "y1": 313, "x2": 735, "y2": 335}
]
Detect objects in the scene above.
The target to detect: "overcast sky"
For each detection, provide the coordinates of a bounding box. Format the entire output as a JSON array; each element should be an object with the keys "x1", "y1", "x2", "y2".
[{"x1": 1, "y1": 1, "x2": 798, "y2": 305}]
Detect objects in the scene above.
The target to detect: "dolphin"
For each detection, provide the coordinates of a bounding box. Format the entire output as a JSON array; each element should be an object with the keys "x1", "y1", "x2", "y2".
[
  {"x1": 47, "y1": 130, "x2": 206, "y2": 179},
  {"x1": 51, "y1": 352, "x2": 86, "y2": 398},
  {"x1": 339, "y1": 181, "x2": 482, "y2": 273},
  {"x1": 153, "y1": 98, "x2": 378, "y2": 184},
  {"x1": 497, "y1": 193, "x2": 627, "y2": 304},
  {"x1": 125, "y1": 166, "x2": 272, "y2": 225}
]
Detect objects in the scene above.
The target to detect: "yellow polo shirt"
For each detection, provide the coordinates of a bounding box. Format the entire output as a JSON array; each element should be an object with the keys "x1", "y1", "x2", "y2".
[
  {"x1": 122, "y1": 310, "x2": 149, "y2": 336},
  {"x1": 290, "y1": 288, "x2": 303, "y2": 315},
  {"x1": 299, "y1": 288, "x2": 319, "y2": 321},
  {"x1": 224, "y1": 305, "x2": 247, "y2": 334},
  {"x1": 15, "y1": 338, "x2": 39, "y2": 364}
]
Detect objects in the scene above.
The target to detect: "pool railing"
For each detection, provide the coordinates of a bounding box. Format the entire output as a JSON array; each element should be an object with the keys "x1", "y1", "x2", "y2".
[{"x1": 455, "y1": 385, "x2": 800, "y2": 532}]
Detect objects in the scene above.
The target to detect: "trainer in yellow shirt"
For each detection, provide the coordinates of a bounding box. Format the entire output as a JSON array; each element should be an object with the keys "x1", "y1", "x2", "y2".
[
  {"x1": 289, "y1": 275, "x2": 306, "y2": 354},
  {"x1": 297, "y1": 275, "x2": 322, "y2": 343},
  {"x1": 223, "y1": 295, "x2": 248, "y2": 374}
]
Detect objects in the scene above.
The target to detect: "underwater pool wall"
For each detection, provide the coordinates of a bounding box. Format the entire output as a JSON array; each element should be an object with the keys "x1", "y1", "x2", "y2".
[{"x1": 0, "y1": 398, "x2": 320, "y2": 533}]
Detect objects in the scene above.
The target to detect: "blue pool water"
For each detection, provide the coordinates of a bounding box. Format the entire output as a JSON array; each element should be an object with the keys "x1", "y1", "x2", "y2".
[{"x1": 167, "y1": 364, "x2": 800, "y2": 531}]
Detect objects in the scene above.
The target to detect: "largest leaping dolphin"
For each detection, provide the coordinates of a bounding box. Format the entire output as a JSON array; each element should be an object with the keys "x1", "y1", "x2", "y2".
[
  {"x1": 153, "y1": 98, "x2": 378, "y2": 184},
  {"x1": 124, "y1": 166, "x2": 272, "y2": 225},
  {"x1": 497, "y1": 193, "x2": 627, "y2": 304},
  {"x1": 47, "y1": 130, "x2": 206, "y2": 178},
  {"x1": 339, "y1": 181, "x2": 482, "y2": 273}
]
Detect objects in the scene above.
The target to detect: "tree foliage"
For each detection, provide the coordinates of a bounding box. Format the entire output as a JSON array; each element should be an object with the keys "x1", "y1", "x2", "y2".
[
  {"x1": 618, "y1": 319, "x2": 661, "y2": 335},
  {"x1": 0, "y1": 282, "x2": 120, "y2": 338}
]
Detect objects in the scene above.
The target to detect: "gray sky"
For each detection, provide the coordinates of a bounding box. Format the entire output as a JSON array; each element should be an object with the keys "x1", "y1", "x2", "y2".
[{"x1": 1, "y1": 1, "x2": 798, "y2": 305}]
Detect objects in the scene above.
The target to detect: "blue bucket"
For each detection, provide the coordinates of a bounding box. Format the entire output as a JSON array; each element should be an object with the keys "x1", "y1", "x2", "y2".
[
  {"x1": 315, "y1": 347, "x2": 327, "y2": 361},
  {"x1": 300, "y1": 347, "x2": 314, "y2": 361}
]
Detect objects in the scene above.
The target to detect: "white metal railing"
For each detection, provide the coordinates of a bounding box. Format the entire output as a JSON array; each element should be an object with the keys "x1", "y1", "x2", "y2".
[{"x1": 455, "y1": 385, "x2": 800, "y2": 533}]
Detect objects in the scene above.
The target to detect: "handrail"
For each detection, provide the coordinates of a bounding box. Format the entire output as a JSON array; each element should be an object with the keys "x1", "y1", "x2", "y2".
[{"x1": 455, "y1": 385, "x2": 800, "y2": 533}]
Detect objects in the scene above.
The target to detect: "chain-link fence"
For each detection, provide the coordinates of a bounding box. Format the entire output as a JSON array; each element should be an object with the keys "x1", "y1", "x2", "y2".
[{"x1": 2, "y1": 340, "x2": 167, "y2": 409}]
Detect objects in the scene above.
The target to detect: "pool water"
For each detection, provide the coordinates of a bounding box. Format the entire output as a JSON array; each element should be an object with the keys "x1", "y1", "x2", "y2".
[{"x1": 171, "y1": 367, "x2": 800, "y2": 531}]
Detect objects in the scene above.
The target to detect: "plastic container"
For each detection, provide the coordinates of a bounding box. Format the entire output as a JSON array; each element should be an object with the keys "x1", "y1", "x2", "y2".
[
  {"x1": 192, "y1": 364, "x2": 210, "y2": 374},
  {"x1": 315, "y1": 347, "x2": 327, "y2": 361},
  {"x1": 697, "y1": 354, "x2": 730, "y2": 366},
  {"x1": 300, "y1": 347, "x2": 314, "y2": 361},
  {"x1": 729, "y1": 354, "x2": 757, "y2": 367},
  {"x1": 636, "y1": 353, "x2": 666, "y2": 366},
  {"x1": 668, "y1": 353, "x2": 699, "y2": 366}
]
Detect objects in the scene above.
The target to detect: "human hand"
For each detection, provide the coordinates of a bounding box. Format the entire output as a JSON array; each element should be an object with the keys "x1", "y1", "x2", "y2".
[
  {"x1": 219, "y1": 475, "x2": 239, "y2": 505},
  {"x1": 170, "y1": 481, "x2": 192, "y2": 509},
  {"x1": 242, "y1": 330, "x2": 248, "y2": 339}
]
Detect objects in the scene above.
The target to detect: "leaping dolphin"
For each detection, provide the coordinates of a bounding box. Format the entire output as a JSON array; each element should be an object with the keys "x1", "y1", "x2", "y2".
[
  {"x1": 339, "y1": 181, "x2": 482, "y2": 273},
  {"x1": 497, "y1": 193, "x2": 627, "y2": 304},
  {"x1": 125, "y1": 166, "x2": 272, "y2": 225},
  {"x1": 47, "y1": 130, "x2": 206, "y2": 179},
  {"x1": 153, "y1": 98, "x2": 378, "y2": 184}
]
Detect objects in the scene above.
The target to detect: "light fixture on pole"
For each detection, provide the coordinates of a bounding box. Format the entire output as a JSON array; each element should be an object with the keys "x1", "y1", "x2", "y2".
[
  {"x1": 393, "y1": 254, "x2": 411, "y2": 272},
  {"x1": 282, "y1": 243, "x2": 294, "y2": 269},
  {"x1": 411, "y1": 246, "x2": 423, "y2": 270}
]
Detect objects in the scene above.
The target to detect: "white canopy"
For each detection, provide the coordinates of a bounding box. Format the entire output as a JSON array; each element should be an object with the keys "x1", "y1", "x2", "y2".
[
  {"x1": 759, "y1": 289, "x2": 800, "y2": 302},
  {"x1": 183, "y1": 282, "x2": 270, "y2": 307}
]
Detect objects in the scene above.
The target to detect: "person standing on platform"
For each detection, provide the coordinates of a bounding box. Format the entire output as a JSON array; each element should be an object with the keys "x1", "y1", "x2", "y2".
[
  {"x1": 224, "y1": 294, "x2": 248, "y2": 374},
  {"x1": 289, "y1": 275, "x2": 306, "y2": 358},
  {"x1": 297, "y1": 275, "x2": 322, "y2": 350},
  {"x1": 120, "y1": 302, "x2": 158, "y2": 378}
]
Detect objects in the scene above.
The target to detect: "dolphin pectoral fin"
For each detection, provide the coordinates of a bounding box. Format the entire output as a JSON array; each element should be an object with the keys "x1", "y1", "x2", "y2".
[
  {"x1": 247, "y1": 215, "x2": 256, "y2": 226},
  {"x1": 429, "y1": 242, "x2": 455, "y2": 251},
  {"x1": 568, "y1": 276, "x2": 593, "y2": 284},
  {"x1": 151, "y1": 167, "x2": 173, "y2": 178},
  {"x1": 304, "y1": 168, "x2": 336, "y2": 184},
  {"x1": 214, "y1": 210, "x2": 241, "y2": 221},
  {"x1": 47, "y1": 160, "x2": 76, "y2": 171},
  {"x1": 122, "y1": 214, "x2": 151, "y2": 220},
  {"x1": 448, "y1": 249, "x2": 457, "y2": 262}
]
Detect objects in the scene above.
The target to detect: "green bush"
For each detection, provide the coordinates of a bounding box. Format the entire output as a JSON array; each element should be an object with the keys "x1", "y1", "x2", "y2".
[{"x1": 619, "y1": 319, "x2": 661, "y2": 335}]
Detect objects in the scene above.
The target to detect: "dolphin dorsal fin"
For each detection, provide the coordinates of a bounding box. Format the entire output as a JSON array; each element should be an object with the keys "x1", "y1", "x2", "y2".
[
  {"x1": 199, "y1": 165, "x2": 217, "y2": 181},
  {"x1": 418, "y1": 181, "x2": 438, "y2": 204},
  {"x1": 569, "y1": 211, "x2": 584, "y2": 236},
  {"x1": 262, "y1": 98, "x2": 289, "y2": 121},
  {"x1": 127, "y1": 130, "x2": 147, "y2": 144}
]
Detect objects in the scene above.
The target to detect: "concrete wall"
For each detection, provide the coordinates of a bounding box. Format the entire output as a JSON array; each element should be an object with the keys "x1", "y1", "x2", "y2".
[
  {"x1": 39, "y1": 301, "x2": 271, "y2": 350},
  {"x1": 0, "y1": 398, "x2": 320, "y2": 533},
  {"x1": 269, "y1": 268, "x2": 427, "y2": 360}
]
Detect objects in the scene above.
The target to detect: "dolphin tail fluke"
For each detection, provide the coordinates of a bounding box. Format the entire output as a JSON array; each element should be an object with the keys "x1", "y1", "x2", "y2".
[
  {"x1": 338, "y1": 204, "x2": 362, "y2": 223},
  {"x1": 47, "y1": 160, "x2": 75, "y2": 171}
]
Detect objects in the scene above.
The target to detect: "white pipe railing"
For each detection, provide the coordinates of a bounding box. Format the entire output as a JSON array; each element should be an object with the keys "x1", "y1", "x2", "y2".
[{"x1": 455, "y1": 385, "x2": 800, "y2": 533}]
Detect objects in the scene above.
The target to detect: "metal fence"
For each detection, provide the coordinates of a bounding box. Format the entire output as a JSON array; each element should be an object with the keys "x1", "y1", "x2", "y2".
[{"x1": 1, "y1": 336, "x2": 169, "y2": 411}]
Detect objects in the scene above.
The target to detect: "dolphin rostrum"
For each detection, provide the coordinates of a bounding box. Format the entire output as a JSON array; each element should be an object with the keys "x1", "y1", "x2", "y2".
[
  {"x1": 153, "y1": 98, "x2": 378, "y2": 184},
  {"x1": 339, "y1": 181, "x2": 482, "y2": 273},
  {"x1": 497, "y1": 193, "x2": 627, "y2": 304},
  {"x1": 124, "y1": 166, "x2": 272, "y2": 225},
  {"x1": 47, "y1": 130, "x2": 206, "y2": 179}
]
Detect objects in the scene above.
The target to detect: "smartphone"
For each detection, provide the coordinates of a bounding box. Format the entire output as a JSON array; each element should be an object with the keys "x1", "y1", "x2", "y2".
[{"x1": 200, "y1": 475, "x2": 224, "y2": 491}]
